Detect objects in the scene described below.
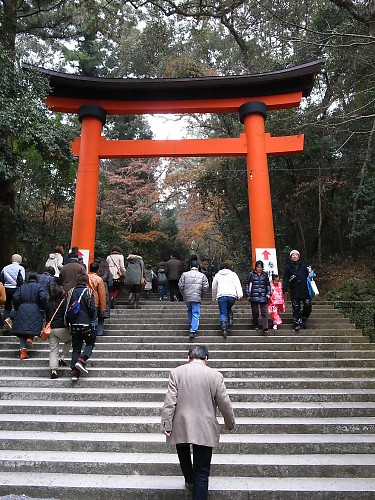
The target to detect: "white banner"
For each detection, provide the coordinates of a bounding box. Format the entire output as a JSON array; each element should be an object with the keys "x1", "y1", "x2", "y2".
[{"x1": 255, "y1": 248, "x2": 278, "y2": 279}]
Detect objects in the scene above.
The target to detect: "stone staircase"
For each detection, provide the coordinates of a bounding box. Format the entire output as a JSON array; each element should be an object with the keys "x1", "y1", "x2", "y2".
[{"x1": 1, "y1": 294, "x2": 375, "y2": 499}]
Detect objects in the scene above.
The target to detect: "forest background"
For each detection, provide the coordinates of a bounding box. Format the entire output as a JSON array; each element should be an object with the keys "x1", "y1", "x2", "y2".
[{"x1": 0, "y1": 0, "x2": 374, "y2": 313}]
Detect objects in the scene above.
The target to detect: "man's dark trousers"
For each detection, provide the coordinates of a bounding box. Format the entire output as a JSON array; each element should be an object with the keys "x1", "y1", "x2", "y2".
[
  {"x1": 168, "y1": 279, "x2": 180, "y2": 301},
  {"x1": 176, "y1": 443, "x2": 212, "y2": 500}
]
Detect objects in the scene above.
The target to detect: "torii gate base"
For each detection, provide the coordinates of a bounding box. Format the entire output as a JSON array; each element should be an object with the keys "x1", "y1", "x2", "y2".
[{"x1": 33, "y1": 60, "x2": 323, "y2": 268}]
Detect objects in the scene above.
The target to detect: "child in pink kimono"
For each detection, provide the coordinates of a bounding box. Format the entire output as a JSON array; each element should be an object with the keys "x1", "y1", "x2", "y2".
[{"x1": 268, "y1": 274, "x2": 286, "y2": 330}]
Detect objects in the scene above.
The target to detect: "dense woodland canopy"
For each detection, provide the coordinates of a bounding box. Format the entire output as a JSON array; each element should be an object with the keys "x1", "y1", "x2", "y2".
[{"x1": 0, "y1": 0, "x2": 374, "y2": 274}]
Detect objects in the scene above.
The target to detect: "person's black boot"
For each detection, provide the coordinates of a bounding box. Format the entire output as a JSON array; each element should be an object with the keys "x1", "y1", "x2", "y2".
[
  {"x1": 220, "y1": 321, "x2": 227, "y2": 338},
  {"x1": 228, "y1": 311, "x2": 234, "y2": 327},
  {"x1": 134, "y1": 292, "x2": 140, "y2": 309}
]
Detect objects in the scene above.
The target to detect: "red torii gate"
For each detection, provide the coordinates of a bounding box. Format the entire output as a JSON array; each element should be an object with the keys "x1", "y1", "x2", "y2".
[{"x1": 27, "y1": 60, "x2": 324, "y2": 268}]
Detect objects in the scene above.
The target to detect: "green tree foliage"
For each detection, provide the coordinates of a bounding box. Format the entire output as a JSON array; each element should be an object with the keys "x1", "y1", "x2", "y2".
[
  {"x1": 1, "y1": 0, "x2": 374, "y2": 272},
  {"x1": 0, "y1": 50, "x2": 75, "y2": 269},
  {"x1": 153, "y1": 0, "x2": 375, "y2": 265}
]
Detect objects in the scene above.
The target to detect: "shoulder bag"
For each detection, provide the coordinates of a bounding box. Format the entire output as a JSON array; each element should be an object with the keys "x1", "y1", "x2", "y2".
[
  {"x1": 40, "y1": 299, "x2": 65, "y2": 341},
  {"x1": 110, "y1": 255, "x2": 125, "y2": 282}
]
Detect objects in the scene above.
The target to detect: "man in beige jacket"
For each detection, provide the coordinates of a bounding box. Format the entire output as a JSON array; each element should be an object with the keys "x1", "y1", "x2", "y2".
[{"x1": 161, "y1": 345, "x2": 235, "y2": 499}]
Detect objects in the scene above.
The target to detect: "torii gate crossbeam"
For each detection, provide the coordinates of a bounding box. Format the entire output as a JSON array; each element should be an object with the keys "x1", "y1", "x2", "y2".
[{"x1": 71, "y1": 133, "x2": 304, "y2": 158}]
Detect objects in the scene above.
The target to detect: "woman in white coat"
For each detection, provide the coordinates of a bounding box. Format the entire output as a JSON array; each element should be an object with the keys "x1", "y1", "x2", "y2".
[
  {"x1": 211, "y1": 262, "x2": 243, "y2": 338},
  {"x1": 106, "y1": 245, "x2": 126, "y2": 308}
]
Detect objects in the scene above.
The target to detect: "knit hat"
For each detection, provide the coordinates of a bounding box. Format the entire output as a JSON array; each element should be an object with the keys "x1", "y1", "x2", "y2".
[
  {"x1": 290, "y1": 250, "x2": 300, "y2": 257},
  {"x1": 11, "y1": 254, "x2": 22, "y2": 264}
]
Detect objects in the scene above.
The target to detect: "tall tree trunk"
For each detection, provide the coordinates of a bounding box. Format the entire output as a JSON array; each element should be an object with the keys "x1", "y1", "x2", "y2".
[
  {"x1": 297, "y1": 220, "x2": 307, "y2": 258},
  {"x1": 0, "y1": 180, "x2": 17, "y2": 270},
  {"x1": 317, "y1": 167, "x2": 323, "y2": 264},
  {"x1": 350, "y1": 115, "x2": 375, "y2": 255}
]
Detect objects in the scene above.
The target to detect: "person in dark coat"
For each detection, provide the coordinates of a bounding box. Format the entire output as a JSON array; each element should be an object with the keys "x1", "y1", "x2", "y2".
[
  {"x1": 12, "y1": 271, "x2": 48, "y2": 359},
  {"x1": 166, "y1": 252, "x2": 183, "y2": 302},
  {"x1": 62, "y1": 246, "x2": 78, "y2": 265},
  {"x1": 65, "y1": 272, "x2": 96, "y2": 381},
  {"x1": 201, "y1": 255, "x2": 215, "y2": 287},
  {"x1": 282, "y1": 249, "x2": 314, "y2": 332},
  {"x1": 38, "y1": 266, "x2": 57, "y2": 296},
  {"x1": 245, "y1": 260, "x2": 271, "y2": 334}
]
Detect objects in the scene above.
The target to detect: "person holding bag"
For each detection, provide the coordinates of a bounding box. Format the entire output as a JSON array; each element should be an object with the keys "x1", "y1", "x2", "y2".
[
  {"x1": 97, "y1": 259, "x2": 113, "y2": 335},
  {"x1": 106, "y1": 245, "x2": 126, "y2": 309},
  {"x1": 124, "y1": 247, "x2": 145, "y2": 309},
  {"x1": 46, "y1": 285, "x2": 70, "y2": 379},
  {"x1": 282, "y1": 250, "x2": 315, "y2": 332},
  {"x1": 66, "y1": 272, "x2": 96, "y2": 381},
  {"x1": 12, "y1": 271, "x2": 48, "y2": 359}
]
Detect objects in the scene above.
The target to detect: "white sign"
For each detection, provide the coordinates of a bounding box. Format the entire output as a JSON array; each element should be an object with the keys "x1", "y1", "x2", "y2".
[
  {"x1": 77, "y1": 249, "x2": 90, "y2": 269},
  {"x1": 255, "y1": 248, "x2": 278, "y2": 279}
]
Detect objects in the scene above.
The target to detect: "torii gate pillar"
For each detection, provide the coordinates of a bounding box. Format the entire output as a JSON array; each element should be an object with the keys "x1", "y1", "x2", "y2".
[
  {"x1": 240, "y1": 101, "x2": 275, "y2": 265},
  {"x1": 70, "y1": 105, "x2": 106, "y2": 263}
]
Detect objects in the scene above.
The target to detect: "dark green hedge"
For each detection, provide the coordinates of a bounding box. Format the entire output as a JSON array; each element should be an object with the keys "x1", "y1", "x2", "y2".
[{"x1": 332, "y1": 300, "x2": 375, "y2": 342}]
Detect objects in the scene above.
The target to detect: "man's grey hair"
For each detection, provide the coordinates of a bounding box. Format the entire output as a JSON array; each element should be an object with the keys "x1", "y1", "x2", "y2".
[{"x1": 188, "y1": 345, "x2": 209, "y2": 360}]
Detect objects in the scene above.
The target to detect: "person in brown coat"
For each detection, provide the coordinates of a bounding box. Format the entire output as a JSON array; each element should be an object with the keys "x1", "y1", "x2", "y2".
[
  {"x1": 59, "y1": 253, "x2": 86, "y2": 293},
  {"x1": 165, "y1": 252, "x2": 183, "y2": 302},
  {"x1": 161, "y1": 345, "x2": 235, "y2": 499}
]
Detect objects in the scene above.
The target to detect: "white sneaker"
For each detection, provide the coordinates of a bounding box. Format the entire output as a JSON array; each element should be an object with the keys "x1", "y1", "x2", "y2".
[
  {"x1": 273, "y1": 324, "x2": 278, "y2": 330},
  {"x1": 4, "y1": 318, "x2": 13, "y2": 331},
  {"x1": 75, "y1": 360, "x2": 88, "y2": 374}
]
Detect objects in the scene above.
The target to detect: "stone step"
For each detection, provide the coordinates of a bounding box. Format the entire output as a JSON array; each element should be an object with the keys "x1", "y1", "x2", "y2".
[
  {"x1": 35, "y1": 333, "x2": 365, "y2": 343},
  {"x1": 3, "y1": 357, "x2": 375, "y2": 369},
  {"x1": 1, "y1": 339, "x2": 372, "y2": 351},
  {"x1": 1, "y1": 414, "x2": 375, "y2": 434},
  {"x1": 1, "y1": 399, "x2": 374, "y2": 418},
  {"x1": 1, "y1": 376, "x2": 375, "y2": 390},
  {"x1": 3, "y1": 348, "x2": 375, "y2": 359},
  {"x1": 104, "y1": 323, "x2": 357, "y2": 331},
  {"x1": 1, "y1": 472, "x2": 374, "y2": 499},
  {"x1": 3, "y1": 364, "x2": 375, "y2": 378},
  {"x1": 2, "y1": 430, "x2": 375, "y2": 455},
  {"x1": 110, "y1": 303, "x2": 343, "y2": 310},
  {"x1": 2, "y1": 387, "x2": 375, "y2": 403},
  {"x1": 106, "y1": 315, "x2": 347, "y2": 323},
  {"x1": 118, "y1": 309, "x2": 348, "y2": 316},
  {"x1": 1, "y1": 449, "x2": 375, "y2": 477}
]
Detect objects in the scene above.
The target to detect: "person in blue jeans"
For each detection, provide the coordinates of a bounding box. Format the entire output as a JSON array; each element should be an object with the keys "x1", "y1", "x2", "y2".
[
  {"x1": 65, "y1": 272, "x2": 96, "y2": 380},
  {"x1": 178, "y1": 260, "x2": 209, "y2": 339},
  {"x1": 211, "y1": 262, "x2": 243, "y2": 338},
  {"x1": 157, "y1": 263, "x2": 168, "y2": 301}
]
